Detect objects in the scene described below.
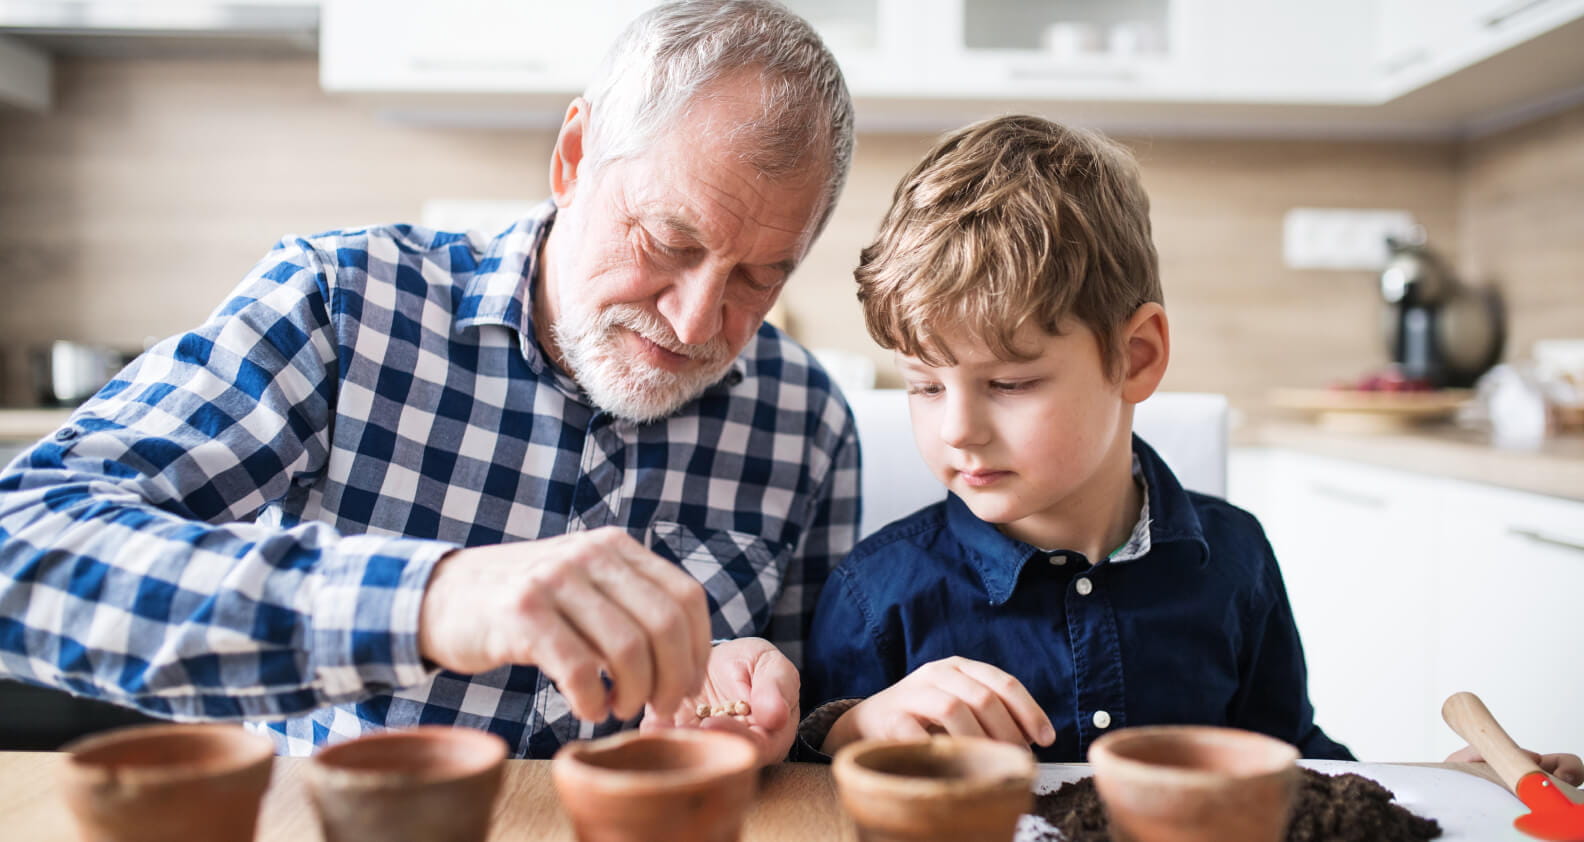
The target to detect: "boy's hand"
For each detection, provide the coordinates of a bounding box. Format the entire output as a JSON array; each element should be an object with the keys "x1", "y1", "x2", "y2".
[
  {"x1": 1445, "y1": 744, "x2": 1584, "y2": 787},
  {"x1": 823, "y1": 657, "x2": 1055, "y2": 755},
  {"x1": 640, "y1": 637, "x2": 799, "y2": 768}
]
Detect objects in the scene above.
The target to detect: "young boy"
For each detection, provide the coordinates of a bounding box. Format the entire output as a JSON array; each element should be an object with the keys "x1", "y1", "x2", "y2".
[{"x1": 798, "y1": 115, "x2": 1583, "y2": 779}]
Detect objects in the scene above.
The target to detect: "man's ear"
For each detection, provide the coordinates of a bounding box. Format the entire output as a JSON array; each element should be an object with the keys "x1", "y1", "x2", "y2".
[
  {"x1": 549, "y1": 97, "x2": 590, "y2": 209},
  {"x1": 1120, "y1": 302, "x2": 1170, "y2": 405}
]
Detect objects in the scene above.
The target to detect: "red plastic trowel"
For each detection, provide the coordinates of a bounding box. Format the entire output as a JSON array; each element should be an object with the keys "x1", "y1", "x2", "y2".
[{"x1": 1443, "y1": 691, "x2": 1584, "y2": 841}]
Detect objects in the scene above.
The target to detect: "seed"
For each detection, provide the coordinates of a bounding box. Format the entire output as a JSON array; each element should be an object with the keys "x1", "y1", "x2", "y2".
[{"x1": 695, "y1": 699, "x2": 752, "y2": 719}]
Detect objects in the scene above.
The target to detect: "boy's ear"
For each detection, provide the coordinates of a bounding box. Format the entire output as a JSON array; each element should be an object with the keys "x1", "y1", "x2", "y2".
[
  {"x1": 549, "y1": 97, "x2": 590, "y2": 209},
  {"x1": 1120, "y1": 302, "x2": 1170, "y2": 405}
]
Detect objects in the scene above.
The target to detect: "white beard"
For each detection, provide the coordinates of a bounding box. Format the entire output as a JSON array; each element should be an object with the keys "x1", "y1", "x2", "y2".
[{"x1": 552, "y1": 303, "x2": 735, "y2": 423}]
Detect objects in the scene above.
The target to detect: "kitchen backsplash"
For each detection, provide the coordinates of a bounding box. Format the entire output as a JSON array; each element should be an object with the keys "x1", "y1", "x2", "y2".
[{"x1": 0, "y1": 58, "x2": 1578, "y2": 406}]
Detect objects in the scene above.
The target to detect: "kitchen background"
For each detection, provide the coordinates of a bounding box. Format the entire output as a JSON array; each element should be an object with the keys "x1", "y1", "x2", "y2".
[{"x1": 0, "y1": 1, "x2": 1581, "y2": 760}]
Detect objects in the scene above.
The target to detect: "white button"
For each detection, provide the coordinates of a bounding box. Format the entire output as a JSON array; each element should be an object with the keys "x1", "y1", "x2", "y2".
[
  {"x1": 1048, "y1": 554, "x2": 1066, "y2": 566},
  {"x1": 1075, "y1": 577, "x2": 1093, "y2": 596},
  {"x1": 1093, "y1": 710, "x2": 1112, "y2": 729}
]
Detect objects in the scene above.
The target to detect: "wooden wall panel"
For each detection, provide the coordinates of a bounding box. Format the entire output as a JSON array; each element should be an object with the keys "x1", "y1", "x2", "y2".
[{"x1": 1456, "y1": 103, "x2": 1584, "y2": 362}]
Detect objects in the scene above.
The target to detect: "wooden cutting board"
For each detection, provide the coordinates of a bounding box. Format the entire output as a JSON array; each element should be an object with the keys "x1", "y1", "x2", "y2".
[
  {"x1": 1023, "y1": 760, "x2": 1527, "y2": 841},
  {"x1": 1267, "y1": 388, "x2": 1473, "y2": 433}
]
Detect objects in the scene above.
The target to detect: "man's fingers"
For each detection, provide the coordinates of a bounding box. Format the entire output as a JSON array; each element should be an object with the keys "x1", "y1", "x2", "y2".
[
  {"x1": 608, "y1": 531, "x2": 713, "y2": 687},
  {"x1": 515, "y1": 615, "x2": 608, "y2": 722},
  {"x1": 953, "y1": 659, "x2": 1055, "y2": 745},
  {"x1": 584, "y1": 545, "x2": 704, "y2": 716},
  {"x1": 552, "y1": 577, "x2": 656, "y2": 720}
]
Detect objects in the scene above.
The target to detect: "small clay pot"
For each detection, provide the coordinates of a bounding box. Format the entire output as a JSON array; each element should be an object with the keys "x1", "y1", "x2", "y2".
[
  {"x1": 1088, "y1": 725, "x2": 1300, "y2": 842},
  {"x1": 305, "y1": 726, "x2": 507, "y2": 842},
  {"x1": 831, "y1": 736, "x2": 1036, "y2": 842},
  {"x1": 551, "y1": 728, "x2": 760, "y2": 842},
  {"x1": 59, "y1": 722, "x2": 275, "y2": 842}
]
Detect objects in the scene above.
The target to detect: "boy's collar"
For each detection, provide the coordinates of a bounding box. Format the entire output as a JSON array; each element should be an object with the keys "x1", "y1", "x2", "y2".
[{"x1": 947, "y1": 435, "x2": 1211, "y2": 606}]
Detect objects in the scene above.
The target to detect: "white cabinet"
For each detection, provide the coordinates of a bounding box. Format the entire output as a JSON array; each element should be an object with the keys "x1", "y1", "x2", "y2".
[
  {"x1": 320, "y1": 0, "x2": 657, "y2": 94},
  {"x1": 1189, "y1": 0, "x2": 1378, "y2": 101},
  {"x1": 1232, "y1": 449, "x2": 1437, "y2": 761},
  {"x1": 1428, "y1": 484, "x2": 1584, "y2": 759},
  {"x1": 318, "y1": 0, "x2": 1584, "y2": 134},
  {"x1": 907, "y1": 0, "x2": 1199, "y2": 100},
  {"x1": 1374, "y1": 0, "x2": 1458, "y2": 78},
  {"x1": 1375, "y1": 0, "x2": 1584, "y2": 93},
  {"x1": 1230, "y1": 447, "x2": 1584, "y2": 761}
]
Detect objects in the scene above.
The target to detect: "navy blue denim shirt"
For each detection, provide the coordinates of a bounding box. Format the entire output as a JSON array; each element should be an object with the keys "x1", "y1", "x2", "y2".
[{"x1": 801, "y1": 436, "x2": 1352, "y2": 762}]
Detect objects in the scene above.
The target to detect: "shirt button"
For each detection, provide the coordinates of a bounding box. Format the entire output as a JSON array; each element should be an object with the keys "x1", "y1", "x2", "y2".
[
  {"x1": 1093, "y1": 710, "x2": 1112, "y2": 729},
  {"x1": 1048, "y1": 554, "x2": 1066, "y2": 567},
  {"x1": 54, "y1": 427, "x2": 78, "y2": 441},
  {"x1": 1075, "y1": 577, "x2": 1093, "y2": 596}
]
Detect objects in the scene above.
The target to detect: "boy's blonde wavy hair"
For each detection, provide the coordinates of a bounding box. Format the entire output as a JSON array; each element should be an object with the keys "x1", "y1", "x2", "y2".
[{"x1": 856, "y1": 115, "x2": 1161, "y2": 380}]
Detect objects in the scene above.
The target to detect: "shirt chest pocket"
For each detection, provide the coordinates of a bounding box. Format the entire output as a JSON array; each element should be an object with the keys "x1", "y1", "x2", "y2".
[{"x1": 648, "y1": 521, "x2": 785, "y2": 639}]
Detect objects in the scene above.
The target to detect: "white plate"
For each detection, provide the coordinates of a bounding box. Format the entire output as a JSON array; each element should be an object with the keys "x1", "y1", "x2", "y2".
[{"x1": 1018, "y1": 760, "x2": 1526, "y2": 841}]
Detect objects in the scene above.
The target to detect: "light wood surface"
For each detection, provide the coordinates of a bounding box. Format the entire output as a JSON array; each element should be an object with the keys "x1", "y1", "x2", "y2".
[
  {"x1": 0, "y1": 752, "x2": 853, "y2": 842},
  {"x1": 0, "y1": 750, "x2": 1506, "y2": 842}
]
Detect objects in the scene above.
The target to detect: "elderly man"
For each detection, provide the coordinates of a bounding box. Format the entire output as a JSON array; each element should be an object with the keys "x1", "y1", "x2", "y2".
[{"x1": 0, "y1": 0, "x2": 856, "y2": 764}]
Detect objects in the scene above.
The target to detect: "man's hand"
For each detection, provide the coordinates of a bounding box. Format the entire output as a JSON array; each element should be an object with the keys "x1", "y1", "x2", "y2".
[
  {"x1": 640, "y1": 637, "x2": 799, "y2": 767},
  {"x1": 822, "y1": 657, "x2": 1055, "y2": 755},
  {"x1": 1445, "y1": 744, "x2": 1584, "y2": 787},
  {"x1": 417, "y1": 527, "x2": 712, "y2": 723}
]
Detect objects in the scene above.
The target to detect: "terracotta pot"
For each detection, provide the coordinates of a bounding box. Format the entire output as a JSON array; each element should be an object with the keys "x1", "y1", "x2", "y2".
[
  {"x1": 551, "y1": 728, "x2": 760, "y2": 842},
  {"x1": 831, "y1": 736, "x2": 1036, "y2": 842},
  {"x1": 59, "y1": 723, "x2": 274, "y2": 842},
  {"x1": 305, "y1": 726, "x2": 507, "y2": 842},
  {"x1": 1088, "y1": 725, "x2": 1299, "y2": 842}
]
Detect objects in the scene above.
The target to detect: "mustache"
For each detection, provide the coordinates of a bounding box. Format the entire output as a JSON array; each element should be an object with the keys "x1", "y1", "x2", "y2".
[{"x1": 601, "y1": 305, "x2": 731, "y2": 365}]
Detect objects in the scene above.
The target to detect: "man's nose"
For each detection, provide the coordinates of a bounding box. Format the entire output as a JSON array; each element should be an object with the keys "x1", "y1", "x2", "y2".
[{"x1": 660, "y1": 262, "x2": 729, "y2": 347}]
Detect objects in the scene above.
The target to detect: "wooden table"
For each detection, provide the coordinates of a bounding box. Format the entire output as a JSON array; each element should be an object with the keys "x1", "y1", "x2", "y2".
[{"x1": 0, "y1": 751, "x2": 1503, "y2": 841}]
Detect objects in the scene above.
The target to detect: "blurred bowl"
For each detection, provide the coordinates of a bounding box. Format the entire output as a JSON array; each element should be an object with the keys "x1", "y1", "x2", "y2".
[
  {"x1": 306, "y1": 726, "x2": 507, "y2": 842},
  {"x1": 552, "y1": 729, "x2": 759, "y2": 842},
  {"x1": 832, "y1": 736, "x2": 1035, "y2": 842},
  {"x1": 1088, "y1": 725, "x2": 1298, "y2": 842},
  {"x1": 60, "y1": 723, "x2": 274, "y2": 842}
]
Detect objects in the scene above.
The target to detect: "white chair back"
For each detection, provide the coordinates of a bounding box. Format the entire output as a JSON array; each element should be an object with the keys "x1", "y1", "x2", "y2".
[{"x1": 846, "y1": 389, "x2": 1229, "y2": 540}]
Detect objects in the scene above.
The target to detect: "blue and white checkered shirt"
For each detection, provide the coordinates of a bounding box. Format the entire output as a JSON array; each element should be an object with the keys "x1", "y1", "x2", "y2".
[{"x1": 0, "y1": 200, "x2": 861, "y2": 757}]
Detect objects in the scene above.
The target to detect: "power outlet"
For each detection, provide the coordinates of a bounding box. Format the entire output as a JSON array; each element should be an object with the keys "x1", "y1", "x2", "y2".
[{"x1": 1282, "y1": 208, "x2": 1419, "y2": 271}]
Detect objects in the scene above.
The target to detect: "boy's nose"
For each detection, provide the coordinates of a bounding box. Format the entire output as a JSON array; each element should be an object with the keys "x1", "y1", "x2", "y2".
[
  {"x1": 938, "y1": 396, "x2": 991, "y2": 448},
  {"x1": 659, "y1": 263, "x2": 728, "y2": 346}
]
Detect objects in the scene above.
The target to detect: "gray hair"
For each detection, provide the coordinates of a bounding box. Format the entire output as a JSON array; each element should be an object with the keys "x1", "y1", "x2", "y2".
[{"x1": 581, "y1": 0, "x2": 855, "y2": 234}]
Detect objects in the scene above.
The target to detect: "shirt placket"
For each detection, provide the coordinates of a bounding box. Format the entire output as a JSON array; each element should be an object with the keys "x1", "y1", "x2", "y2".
[
  {"x1": 1065, "y1": 562, "x2": 1127, "y2": 758},
  {"x1": 570, "y1": 413, "x2": 627, "y2": 531}
]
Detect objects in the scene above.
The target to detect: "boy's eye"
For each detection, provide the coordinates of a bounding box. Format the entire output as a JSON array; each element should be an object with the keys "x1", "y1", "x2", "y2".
[
  {"x1": 991, "y1": 379, "x2": 1036, "y2": 393},
  {"x1": 905, "y1": 383, "x2": 943, "y2": 397}
]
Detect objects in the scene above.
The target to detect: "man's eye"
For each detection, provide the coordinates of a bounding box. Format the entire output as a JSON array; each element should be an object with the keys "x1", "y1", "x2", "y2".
[{"x1": 739, "y1": 272, "x2": 777, "y2": 293}]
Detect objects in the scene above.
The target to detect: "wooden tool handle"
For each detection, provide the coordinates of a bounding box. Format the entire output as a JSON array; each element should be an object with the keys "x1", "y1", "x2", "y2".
[{"x1": 1442, "y1": 691, "x2": 1543, "y2": 795}]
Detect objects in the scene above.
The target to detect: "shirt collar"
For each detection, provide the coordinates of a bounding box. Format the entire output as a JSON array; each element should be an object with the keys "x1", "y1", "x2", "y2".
[
  {"x1": 455, "y1": 199, "x2": 559, "y2": 376},
  {"x1": 947, "y1": 434, "x2": 1211, "y2": 605}
]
